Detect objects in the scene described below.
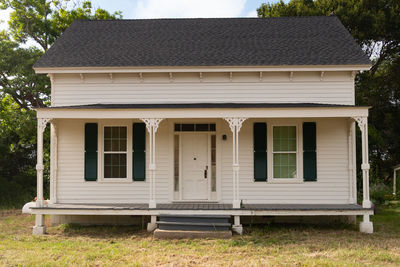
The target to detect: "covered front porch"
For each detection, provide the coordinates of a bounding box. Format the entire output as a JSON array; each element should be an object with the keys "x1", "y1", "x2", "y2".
[{"x1": 32, "y1": 103, "x2": 374, "y2": 234}]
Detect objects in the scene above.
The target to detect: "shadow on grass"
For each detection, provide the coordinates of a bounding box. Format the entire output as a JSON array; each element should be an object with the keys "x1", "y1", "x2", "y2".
[
  {"x1": 56, "y1": 223, "x2": 150, "y2": 239},
  {"x1": 48, "y1": 205, "x2": 400, "y2": 245},
  {"x1": 55, "y1": 219, "x2": 357, "y2": 244},
  {"x1": 245, "y1": 220, "x2": 356, "y2": 234}
]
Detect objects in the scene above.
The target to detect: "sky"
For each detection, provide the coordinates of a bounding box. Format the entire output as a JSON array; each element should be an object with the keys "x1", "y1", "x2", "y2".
[
  {"x1": 0, "y1": 0, "x2": 280, "y2": 31},
  {"x1": 90, "y1": 0, "x2": 266, "y2": 19}
]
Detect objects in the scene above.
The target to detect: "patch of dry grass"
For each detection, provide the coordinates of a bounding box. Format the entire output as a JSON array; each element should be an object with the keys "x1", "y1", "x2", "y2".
[{"x1": 0, "y1": 207, "x2": 399, "y2": 266}]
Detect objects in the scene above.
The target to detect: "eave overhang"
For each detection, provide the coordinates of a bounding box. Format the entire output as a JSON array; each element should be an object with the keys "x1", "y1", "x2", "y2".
[{"x1": 34, "y1": 64, "x2": 372, "y2": 74}]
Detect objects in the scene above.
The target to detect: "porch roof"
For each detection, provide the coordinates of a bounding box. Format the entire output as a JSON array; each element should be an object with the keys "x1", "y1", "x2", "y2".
[
  {"x1": 40, "y1": 103, "x2": 358, "y2": 109},
  {"x1": 35, "y1": 103, "x2": 369, "y2": 119}
]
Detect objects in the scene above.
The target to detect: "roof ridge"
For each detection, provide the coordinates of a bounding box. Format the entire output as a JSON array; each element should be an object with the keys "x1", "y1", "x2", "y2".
[{"x1": 73, "y1": 15, "x2": 337, "y2": 22}]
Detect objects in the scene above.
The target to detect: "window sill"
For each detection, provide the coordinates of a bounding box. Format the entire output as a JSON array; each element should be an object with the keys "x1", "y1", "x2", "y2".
[
  {"x1": 96, "y1": 179, "x2": 142, "y2": 184},
  {"x1": 267, "y1": 178, "x2": 304, "y2": 184}
]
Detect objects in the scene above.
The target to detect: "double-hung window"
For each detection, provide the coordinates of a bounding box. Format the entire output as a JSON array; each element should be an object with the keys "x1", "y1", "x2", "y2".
[
  {"x1": 103, "y1": 126, "x2": 127, "y2": 178},
  {"x1": 272, "y1": 126, "x2": 297, "y2": 179}
]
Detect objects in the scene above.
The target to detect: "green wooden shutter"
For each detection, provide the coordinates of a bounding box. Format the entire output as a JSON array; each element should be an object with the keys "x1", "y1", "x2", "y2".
[
  {"x1": 303, "y1": 122, "x2": 317, "y2": 181},
  {"x1": 133, "y1": 123, "x2": 146, "y2": 181},
  {"x1": 254, "y1": 123, "x2": 267, "y2": 181},
  {"x1": 84, "y1": 123, "x2": 98, "y2": 181}
]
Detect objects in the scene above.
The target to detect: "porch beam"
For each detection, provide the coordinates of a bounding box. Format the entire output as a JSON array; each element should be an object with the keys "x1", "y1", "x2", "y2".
[
  {"x1": 36, "y1": 106, "x2": 369, "y2": 120},
  {"x1": 141, "y1": 118, "x2": 163, "y2": 209},
  {"x1": 224, "y1": 117, "x2": 247, "y2": 209}
]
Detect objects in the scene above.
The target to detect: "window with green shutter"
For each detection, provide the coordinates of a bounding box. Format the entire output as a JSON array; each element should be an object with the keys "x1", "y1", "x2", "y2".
[
  {"x1": 103, "y1": 126, "x2": 127, "y2": 178},
  {"x1": 254, "y1": 123, "x2": 267, "y2": 181},
  {"x1": 133, "y1": 123, "x2": 146, "y2": 181},
  {"x1": 84, "y1": 123, "x2": 98, "y2": 181},
  {"x1": 273, "y1": 126, "x2": 297, "y2": 179},
  {"x1": 303, "y1": 122, "x2": 317, "y2": 181}
]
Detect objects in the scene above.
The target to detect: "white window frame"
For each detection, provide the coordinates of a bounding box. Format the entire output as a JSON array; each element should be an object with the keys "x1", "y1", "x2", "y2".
[
  {"x1": 267, "y1": 122, "x2": 303, "y2": 183},
  {"x1": 98, "y1": 121, "x2": 132, "y2": 183}
]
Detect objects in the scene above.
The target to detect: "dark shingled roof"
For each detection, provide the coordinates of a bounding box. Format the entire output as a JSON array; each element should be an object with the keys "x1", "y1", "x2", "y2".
[
  {"x1": 34, "y1": 16, "x2": 370, "y2": 68},
  {"x1": 41, "y1": 103, "x2": 362, "y2": 109}
]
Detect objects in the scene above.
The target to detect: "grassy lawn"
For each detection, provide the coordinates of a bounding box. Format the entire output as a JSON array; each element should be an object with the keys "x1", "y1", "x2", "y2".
[{"x1": 0, "y1": 207, "x2": 399, "y2": 266}]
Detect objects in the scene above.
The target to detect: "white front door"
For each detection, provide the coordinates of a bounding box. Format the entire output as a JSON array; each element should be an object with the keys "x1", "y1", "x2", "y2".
[{"x1": 181, "y1": 133, "x2": 209, "y2": 200}]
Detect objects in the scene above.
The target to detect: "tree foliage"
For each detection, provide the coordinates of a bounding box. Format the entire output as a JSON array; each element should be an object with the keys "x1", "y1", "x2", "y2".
[
  {"x1": 0, "y1": 0, "x2": 122, "y2": 108},
  {"x1": 0, "y1": 0, "x2": 122, "y2": 208},
  {"x1": 258, "y1": 0, "x2": 400, "y2": 184},
  {"x1": 0, "y1": 95, "x2": 40, "y2": 207}
]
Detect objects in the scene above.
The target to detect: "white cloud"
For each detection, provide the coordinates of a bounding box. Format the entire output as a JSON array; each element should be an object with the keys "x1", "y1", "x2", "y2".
[
  {"x1": 132, "y1": 0, "x2": 247, "y2": 19},
  {"x1": 245, "y1": 10, "x2": 257, "y2": 17},
  {"x1": 0, "y1": 8, "x2": 12, "y2": 31}
]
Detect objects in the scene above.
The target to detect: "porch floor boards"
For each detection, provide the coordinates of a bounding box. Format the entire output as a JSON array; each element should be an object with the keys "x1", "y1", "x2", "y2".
[
  {"x1": 34, "y1": 203, "x2": 369, "y2": 211},
  {"x1": 30, "y1": 203, "x2": 373, "y2": 216}
]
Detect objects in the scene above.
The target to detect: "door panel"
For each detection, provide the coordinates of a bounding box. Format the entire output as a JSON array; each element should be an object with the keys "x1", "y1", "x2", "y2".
[{"x1": 181, "y1": 133, "x2": 209, "y2": 200}]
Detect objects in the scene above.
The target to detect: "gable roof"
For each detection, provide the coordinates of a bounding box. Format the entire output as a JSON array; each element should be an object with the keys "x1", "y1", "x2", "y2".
[{"x1": 34, "y1": 16, "x2": 370, "y2": 69}]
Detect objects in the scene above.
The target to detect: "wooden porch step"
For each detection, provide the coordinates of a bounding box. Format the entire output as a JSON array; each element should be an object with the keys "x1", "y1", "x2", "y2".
[
  {"x1": 156, "y1": 214, "x2": 232, "y2": 232},
  {"x1": 159, "y1": 214, "x2": 230, "y2": 224},
  {"x1": 154, "y1": 229, "x2": 232, "y2": 239}
]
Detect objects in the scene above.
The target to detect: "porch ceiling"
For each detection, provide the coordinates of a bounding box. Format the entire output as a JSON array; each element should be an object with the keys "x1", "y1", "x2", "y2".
[{"x1": 35, "y1": 103, "x2": 369, "y2": 119}]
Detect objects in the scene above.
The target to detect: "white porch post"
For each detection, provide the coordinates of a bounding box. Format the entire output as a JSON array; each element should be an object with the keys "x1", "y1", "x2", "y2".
[
  {"x1": 354, "y1": 116, "x2": 372, "y2": 209},
  {"x1": 141, "y1": 118, "x2": 163, "y2": 209},
  {"x1": 354, "y1": 116, "x2": 373, "y2": 233},
  {"x1": 33, "y1": 117, "x2": 51, "y2": 235},
  {"x1": 50, "y1": 121, "x2": 58, "y2": 203},
  {"x1": 348, "y1": 120, "x2": 356, "y2": 204},
  {"x1": 395, "y1": 168, "x2": 397, "y2": 196},
  {"x1": 394, "y1": 166, "x2": 400, "y2": 196},
  {"x1": 224, "y1": 117, "x2": 247, "y2": 209}
]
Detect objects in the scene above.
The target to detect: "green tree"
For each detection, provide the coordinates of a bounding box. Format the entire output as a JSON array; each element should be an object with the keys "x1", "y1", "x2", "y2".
[
  {"x1": 0, "y1": 0, "x2": 122, "y2": 108},
  {"x1": 258, "y1": 0, "x2": 400, "y2": 185},
  {"x1": 0, "y1": 0, "x2": 122, "y2": 208},
  {"x1": 0, "y1": 95, "x2": 39, "y2": 207}
]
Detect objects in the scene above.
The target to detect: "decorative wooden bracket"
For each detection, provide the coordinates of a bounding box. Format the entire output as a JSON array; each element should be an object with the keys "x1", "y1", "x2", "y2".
[
  {"x1": 140, "y1": 118, "x2": 164, "y2": 133},
  {"x1": 38, "y1": 118, "x2": 52, "y2": 133},
  {"x1": 224, "y1": 117, "x2": 247, "y2": 132}
]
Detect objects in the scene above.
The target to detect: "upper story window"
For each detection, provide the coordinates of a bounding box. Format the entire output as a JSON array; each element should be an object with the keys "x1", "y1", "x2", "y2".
[
  {"x1": 273, "y1": 126, "x2": 297, "y2": 179},
  {"x1": 104, "y1": 126, "x2": 127, "y2": 178}
]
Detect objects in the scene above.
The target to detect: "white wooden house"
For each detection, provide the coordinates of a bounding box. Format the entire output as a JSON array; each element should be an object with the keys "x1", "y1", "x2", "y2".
[{"x1": 29, "y1": 16, "x2": 374, "y2": 235}]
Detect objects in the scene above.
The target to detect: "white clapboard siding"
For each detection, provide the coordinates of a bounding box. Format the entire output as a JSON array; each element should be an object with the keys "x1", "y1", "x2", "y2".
[
  {"x1": 52, "y1": 72, "x2": 355, "y2": 106},
  {"x1": 56, "y1": 117, "x2": 352, "y2": 205},
  {"x1": 220, "y1": 118, "x2": 350, "y2": 204},
  {"x1": 56, "y1": 119, "x2": 170, "y2": 203}
]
